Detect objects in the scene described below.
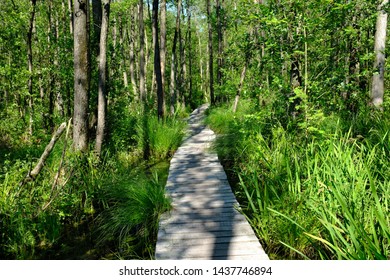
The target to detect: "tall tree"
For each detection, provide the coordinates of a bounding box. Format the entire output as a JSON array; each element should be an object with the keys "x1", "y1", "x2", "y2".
[
  {"x1": 92, "y1": 0, "x2": 102, "y2": 57},
  {"x1": 216, "y1": 0, "x2": 223, "y2": 86},
  {"x1": 139, "y1": 0, "x2": 146, "y2": 102},
  {"x1": 95, "y1": 0, "x2": 110, "y2": 156},
  {"x1": 160, "y1": 0, "x2": 167, "y2": 94},
  {"x1": 207, "y1": 0, "x2": 214, "y2": 105},
  {"x1": 73, "y1": 0, "x2": 90, "y2": 152},
  {"x1": 27, "y1": 0, "x2": 37, "y2": 136},
  {"x1": 129, "y1": 10, "x2": 138, "y2": 99},
  {"x1": 170, "y1": 0, "x2": 182, "y2": 115},
  {"x1": 187, "y1": 3, "x2": 193, "y2": 105},
  {"x1": 153, "y1": 0, "x2": 165, "y2": 119},
  {"x1": 371, "y1": 0, "x2": 388, "y2": 108}
]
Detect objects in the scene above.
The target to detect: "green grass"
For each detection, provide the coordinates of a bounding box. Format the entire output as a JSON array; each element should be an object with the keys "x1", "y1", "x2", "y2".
[
  {"x1": 94, "y1": 172, "x2": 171, "y2": 259},
  {"x1": 0, "y1": 107, "x2": 186, "y2": 259},
  {"x1": 206, "y1": 101, "x2": 390, "y2": 260},
  {"x1": 135, "y1": 114, "x2": 186, "y2": 161}
]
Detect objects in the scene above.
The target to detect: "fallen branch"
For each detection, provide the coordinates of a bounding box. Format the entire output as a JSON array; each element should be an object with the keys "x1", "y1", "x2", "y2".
[
  {"x1": 42, "y1": 119, "x2": 72, "y2": 211},
  {"x1": 21, "y1": 122, "x2": 67, "y2": 185}
]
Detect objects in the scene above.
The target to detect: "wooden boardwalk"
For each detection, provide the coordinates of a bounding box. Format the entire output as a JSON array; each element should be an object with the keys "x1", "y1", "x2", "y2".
[{"x1": 155, "y1": 105, "x2": 269, "y2": 260}]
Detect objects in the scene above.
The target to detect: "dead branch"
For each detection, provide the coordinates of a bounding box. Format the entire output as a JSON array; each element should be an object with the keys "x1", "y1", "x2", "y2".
[{"x1": 21, "y1": 122, "x2": 67, "y2": 185}]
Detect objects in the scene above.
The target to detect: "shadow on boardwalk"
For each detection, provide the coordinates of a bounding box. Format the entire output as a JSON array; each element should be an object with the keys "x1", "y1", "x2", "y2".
[{"x1": 155, "y1": 105, "x2": 268, "y2": 260}]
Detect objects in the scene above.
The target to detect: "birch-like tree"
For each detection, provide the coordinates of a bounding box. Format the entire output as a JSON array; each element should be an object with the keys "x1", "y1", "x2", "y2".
[
  {"x1": 371, "y1": 0, "x2": 389, "y2": 108},
  {"x1": 73, "y1": 0, "x2": 90, "y2": 152}
]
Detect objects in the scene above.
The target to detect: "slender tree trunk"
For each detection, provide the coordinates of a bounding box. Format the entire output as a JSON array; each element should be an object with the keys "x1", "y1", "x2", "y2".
[
  {"x1": 196, "y1": 26, "x2": 204, "y2": 94},
  {"x1": 216, "y1": 0, "x2": 223, "y2": 86},
  {"x1": 54, "y1": 15, "x2": 64, "y2": 117},
  {"x1": 47, "y1": 0, "x2": 55, "y2": 132},
  {"x1": 153, "y1": 0, "x2": 165, "y2": 119},
  {"x1": 233, "y1": 61, "x2": 247, "y2": 113},
  {"x1": 73, "y1": 0, "x2": 90, "y2": 152},
  {"x1": 207, "y1": 0, "x2": 214, "y2": 105},
  {"x1": 118, "y1": 16, "x2": 128, "y2": 89},
  {"x1": 139, "y1": 1, "x2": 146, "y2": 102},
  {"x1": 160, "y1": 0, "x2": 167, "y2": 93},
  {"x1": 129, "y1": 11, "x2": 138, "y2": 98},
  {"x1": 371, "y1": 0, "x2": 388, "y2": 107},
  {"x1": 68, "y1": 0, "x2": 74, "y2": 34},
  {"x1": 179, "y1": 19, "x2": 187, "y2": 106},
  {"x1": 95, "y1": 0, "x2": 110, "y2": 156},
  {"x1": 170, "y1": 0, "x2": 182, "y2": 115},
  {"x1": 92, "y1": 0, "x2": 102, "y2": 57},
  {"x1": 187, "y1": 5, "x2": 193, "y2": 105},
  {"x1": 27, "y1": 0, "x2": 37, "y2": 136}
]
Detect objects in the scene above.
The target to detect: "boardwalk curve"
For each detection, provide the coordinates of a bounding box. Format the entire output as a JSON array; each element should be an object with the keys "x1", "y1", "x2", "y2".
[{"x1": 155, "y1": 104, "x2": 269, "y2": 260}]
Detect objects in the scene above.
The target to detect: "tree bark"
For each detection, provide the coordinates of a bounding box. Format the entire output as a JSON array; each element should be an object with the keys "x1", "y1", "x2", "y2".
[
  {"x1": 153, "y1": 0, "x2": 165, "y2": 119},
  {"x1": 207, "y1": 0, "x2": 215, "y2": 105},
  {"x1": 139, "y1": 0, "x2": 146, "y2": 102},
  {"x1": 179, "y1": 15, "x2": 186, "y2": 106},
  {"x1": 73, "y1": 0, "x2": 90, "y2": 152},
  {"x1": 170, "y1": 0, "x2": 182, "y2": 115},
  {"x1": 95, "y1": 0, "x2": 110, "y2": 156},
  {"x1": 129, "y1": 11, "x2": 138, "y2": 98},
  {"x1": 160, "y1": 0, "x2": 167, "y2": 94},
  {"x1": 68, "y1": 0, "x2": 74, "y2": 34},
  {"x1": 233, "y1": 62, "x2": 247, "y2": 113},
  {"x1": 187, "y1": 5, "x2": 193, "y2": 105},
  {"x1": 23, "y1": 122, "x2": 67, "y2": 183},
  {"x1": 27, "y1": 0, "x2": 37, "y2": 136},
  {"x1": 92, "y1": 0, "x2": 102, "y2": 57},
  {"x1": 216, "y1": 0, "x2": 223, "y2": 86},
  {"x1": 371, "y1": 0, "x2": 388, "y2": 108}
]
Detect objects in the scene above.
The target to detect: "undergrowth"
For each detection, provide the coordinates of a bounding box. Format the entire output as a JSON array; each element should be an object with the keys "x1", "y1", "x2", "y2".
[
  {"x1": 0, "y1": 105, "x2": 185, "y2": 259},
  {"x1": 206, "y1": 99, "x2": 390, "y2": 260}
]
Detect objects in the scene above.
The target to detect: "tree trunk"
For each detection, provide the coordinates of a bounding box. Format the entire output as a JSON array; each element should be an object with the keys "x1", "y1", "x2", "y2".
[
  {"x1": 179, "y1": 17, "x2": 186, "y2": 106},
  {"x1": 153, "y1": 0, "x2": 165, "y2": 119},
  {"x1": 95, "y1": 0, "x2": 110, "y2": 156},
  {"x1": 216, "y1": 0, "x2": 223, "y2": 86},
  {"x1": 160, "y1": 0, "x2": 167, "y2": 93},
  {"x1": 27, "y1": 0, "x2": 37, "y2": 136},
  {"x1": 92, "y1": 0, "x2": 102, "y2": 57},
  {"x1": 170, "y1": 0, "x2": 182, "y2": 115},
  {"x1": 233, "y1": 62, "x2": 247, "y2": 113},
  {"x1": 139, "y1": 0, "x2": 146, "y2": 102},
  {"x1": 371, "y1": 0, "x2": 388, "y2": 108},
  {"x1": 187, "y1": 5, "x2": 193, "y2": 105},
  {"x1": 196, "y1": 26, "x2": 204, "y2": 94},
  {"x1": 23, "y1": 122, "x2": 67, "y2": 183},
  {"x1": 68, "y1": 0, "x2": 74, "y2": 34},
  {"x1": 73, "y1": 0, "x2": 90, "y2": 152},
  {"x1": 129, "y1": 11, "x2": 138, "y2": 99},
  {"x1": 207, "y1": 0, "x2": 215, "y2": 105}
]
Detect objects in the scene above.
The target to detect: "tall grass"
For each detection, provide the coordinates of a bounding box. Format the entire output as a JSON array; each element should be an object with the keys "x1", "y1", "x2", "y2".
[
  {"x1": 0, "y1": 107, "x2": 185, "y2": 259},
  {"x1": 206, "y1": 104, "x2": 390, "y2": 260},
  {"x1": 135, "y1": 114, "x2": 186, "y2": 160},
  {"x1": 94, "y1": 172, "x2": 171, "y2": 259}
]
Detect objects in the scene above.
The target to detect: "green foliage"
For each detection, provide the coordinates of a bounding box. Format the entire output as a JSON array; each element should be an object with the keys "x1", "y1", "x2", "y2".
[
  {"x1": 0, "y1": 109, "x2": 185, "y2": 259},
  {"x1": 135, "y1": 114, "x2": 186, "y2": 160},
  {"x1": 94, "y1": 172, "x2": 171, "y2": 259},
  {"x1": 207, "y1": 103, "x2": 390, "y2": 260}
]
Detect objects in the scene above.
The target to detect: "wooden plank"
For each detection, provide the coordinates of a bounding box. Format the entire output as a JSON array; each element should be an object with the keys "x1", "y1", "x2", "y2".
[
  {"x1": 158, "y1": 220, "x2": 255, "y2": 235},
  {"x1": 155, "y1": 104, "x2": 268, "y2": 260},
  {"x1": 156, "y1": 241, "x2": 268, "y2": 260},
  {"x1": 160, "y1": 212, "x2": 247, "y2": 225},
  {"x1": 157, "y1": 234, "x2": 259, "y2": 246}
]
